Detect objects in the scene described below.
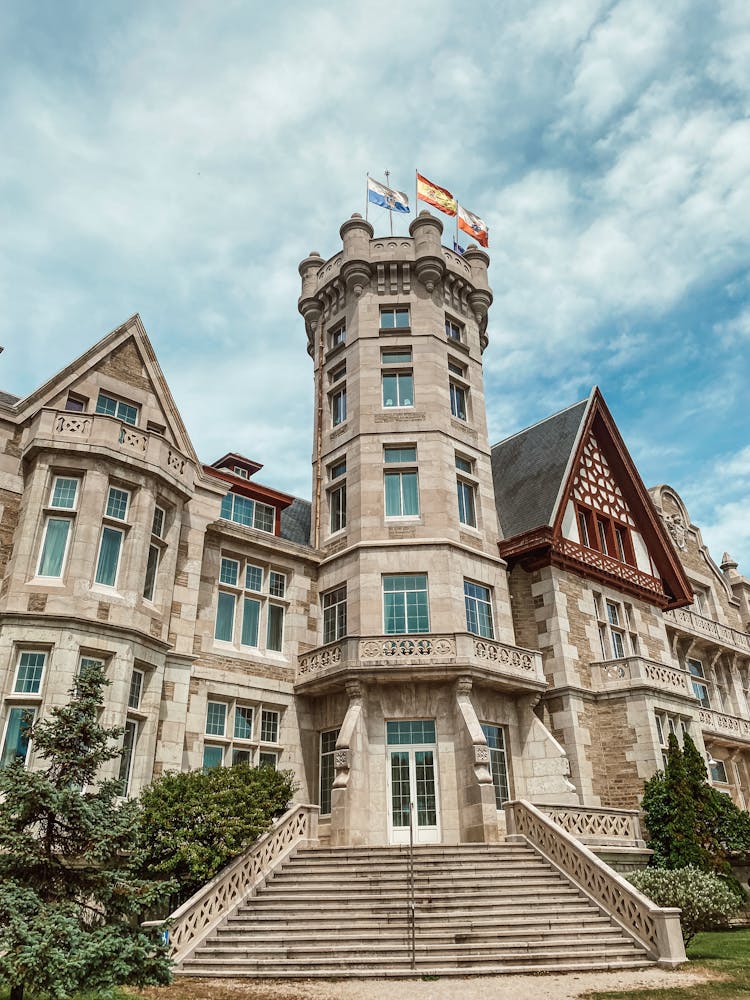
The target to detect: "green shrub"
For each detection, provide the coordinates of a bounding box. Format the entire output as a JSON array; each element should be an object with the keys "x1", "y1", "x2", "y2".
[
  {"x1": 629, "y1": 865, "x2": 742, "y2": 944},
  {"x1": 137, "y1": 763, "x2": 297, "y2": 901}
]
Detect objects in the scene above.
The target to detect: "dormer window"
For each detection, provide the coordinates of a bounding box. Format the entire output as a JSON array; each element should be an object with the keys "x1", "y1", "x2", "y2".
[
  {"x1": 234, "y1": 466, "x2": 250, "y2": 480},
  {"x1": 220, "y1": 492, "x2": 275, "y2": 534}
]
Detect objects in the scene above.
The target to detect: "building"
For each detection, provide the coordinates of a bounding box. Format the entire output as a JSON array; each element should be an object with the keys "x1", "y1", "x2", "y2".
[{"x1": 1, "y1": 211, "x2": 749, "y2": 850}]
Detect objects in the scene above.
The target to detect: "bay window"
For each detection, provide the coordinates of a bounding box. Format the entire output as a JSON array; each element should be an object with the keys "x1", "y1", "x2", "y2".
[{"x1": 383, "y1": 574, "x2": 429, "y2": 634}]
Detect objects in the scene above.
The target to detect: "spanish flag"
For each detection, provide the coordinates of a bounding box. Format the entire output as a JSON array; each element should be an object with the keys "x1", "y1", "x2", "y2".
[{"x1": 416, "y1": 172, "x2": 457, "y2": 217}]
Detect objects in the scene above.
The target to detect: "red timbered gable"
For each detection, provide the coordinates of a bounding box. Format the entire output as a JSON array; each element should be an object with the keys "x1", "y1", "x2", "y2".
[{"x1": 496, "y1": 388, "x2": 693, "y2": 609}]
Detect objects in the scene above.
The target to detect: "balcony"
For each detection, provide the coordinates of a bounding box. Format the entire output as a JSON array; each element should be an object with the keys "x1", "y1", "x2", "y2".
[
  {"x1": 592, "y1": 656, "x2": 696, "y2": 700},
  {"x1": 698, "y1": 707, "x2": 750, "y2": 747},
  {"x1": 296, "y1": 633, "x2": 546, "y2": 694},
  {"x1": 22, "y1": 408, "x2": 195, "y2": 494},
  {"x1": 664, "y1": 607, "x2": 750, "y2": 656}
]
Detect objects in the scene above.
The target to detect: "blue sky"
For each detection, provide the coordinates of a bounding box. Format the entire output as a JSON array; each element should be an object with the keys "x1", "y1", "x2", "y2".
[{"x1": 2, "y1": 1, "x2": 750, "y2": 573}]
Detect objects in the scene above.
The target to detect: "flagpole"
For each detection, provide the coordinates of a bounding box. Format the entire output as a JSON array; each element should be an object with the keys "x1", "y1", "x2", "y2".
[
  {"x1": 384, "y1": 169, "x2": 393, "y2": 236},
  {"x1": 415, "y1": 169, "x2": 418, "y2": 217},
  {"x1": 365, "y1": 173, "x2": 369, "y2": 222}
]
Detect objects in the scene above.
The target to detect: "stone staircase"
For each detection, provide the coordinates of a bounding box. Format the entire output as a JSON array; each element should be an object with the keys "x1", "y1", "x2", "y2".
[{"x1": 179, "y1": 842, "x2": 655, "y2": 977}]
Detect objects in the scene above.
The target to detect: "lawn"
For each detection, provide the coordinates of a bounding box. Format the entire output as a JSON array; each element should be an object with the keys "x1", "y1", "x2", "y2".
[{"x1": 584, "y1": 927, "x2": 750, "y2": 999}]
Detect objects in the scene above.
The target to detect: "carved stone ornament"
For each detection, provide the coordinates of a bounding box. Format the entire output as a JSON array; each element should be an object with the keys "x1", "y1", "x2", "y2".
[
  {"x1": 334, "y1": 748, "x2": 350, "y2": 769},
  {"x1": 473, "y1": 744, "x2": 490, "y2": 764},
  {"x1": 665, "y1": 512, "x2": 687, "y2": 550}
]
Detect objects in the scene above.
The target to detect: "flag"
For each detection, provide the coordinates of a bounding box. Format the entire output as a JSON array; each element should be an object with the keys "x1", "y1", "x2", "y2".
[
  {"x1": 457, "y1": 204, "x2": 489, "y2": 247},
  {"x1": 416, "y1": 172, "x2": 457, "y2": 216},
  {"x1": 367, "y1": 177, "x2": 410, "y2": 214},
  {"x1": 453, "y1": 240, "x2": 466, "y2": 255}
]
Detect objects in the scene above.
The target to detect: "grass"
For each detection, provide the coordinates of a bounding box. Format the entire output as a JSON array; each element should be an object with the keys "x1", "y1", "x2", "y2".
[{"x1": 583, "y1": 927, "x2": 750, "y2": 999}]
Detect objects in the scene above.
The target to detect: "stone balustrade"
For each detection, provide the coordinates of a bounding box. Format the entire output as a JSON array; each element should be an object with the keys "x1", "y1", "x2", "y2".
[
  {"x1": 534, "y1": 802, "x2": 645, "y2": 846},
  {"x1": 592, "y1": 656, "x2": 694, "y2": 698},
  {"x1": 664, "y1": 607, "x2": 750, "y2": 656},
  {"x1": 504, "y1": 799, "x2": 685, "y2": 966},
  {"x1": 296, "y1": 633, "x2": 545, "y2": 690},
  {"x1": 699, "y1": 707, "x2": 750, "y2": 745},
  {"x1": 22, "y1": 407, "x2": 195, "y2": 492},
  {"x1": 143, "y1": 803, "x2": 318, "y2": 965}
]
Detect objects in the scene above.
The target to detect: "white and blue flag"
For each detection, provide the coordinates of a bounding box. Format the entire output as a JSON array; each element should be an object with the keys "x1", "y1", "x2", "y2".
[{"x1": 367, "y1": 176, "x2": 410, "y2": 214}]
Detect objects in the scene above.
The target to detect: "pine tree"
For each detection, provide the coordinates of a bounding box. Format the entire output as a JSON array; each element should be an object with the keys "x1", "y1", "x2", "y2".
[
  {"x1": 0, "y1": 662, "x2": 172, "y2": 1000},
  {"x1": 642, "y1": 733, "x2": 707, "y2": 869}
]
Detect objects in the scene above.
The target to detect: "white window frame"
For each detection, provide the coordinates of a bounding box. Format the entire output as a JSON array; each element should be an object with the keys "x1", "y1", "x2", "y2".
[
  {"x1": 128, "y1": 668, "x2": 144, "y2": 710},
  {"x1": 117, "y1": 718, "x2": 138, "y2": 795},
  {"x1": 95, "y1": 391, "x2": 139, "y2": 426},
  {"x1": 201, "y1": 697, "x2": 281, "y2": 769},
  {"x1": 322, "y1": 585, "x2": 347, "y2": 644},
  {"x1": 13, "y1": 650, "x2": 47, "y2": 695},
  {"x1": 1, "y1": 705, "x2": 37, "y2": 768},
  {"x1": 215, "y1": 554, "x2": 289, "y2": 654}
]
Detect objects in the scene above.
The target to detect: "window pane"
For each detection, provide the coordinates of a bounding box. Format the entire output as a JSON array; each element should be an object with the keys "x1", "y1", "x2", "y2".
[
  {"x1": 151, "y1": 507, "x2": 165, "y2": 538},
  {"x1": 95, "y1": 527, "x2": 122, "y2": 586},
  {"x1": 267, "y1": 604, "x2": 284, "y2": 651},
  {"x1": 95, "y1": 393, "x2": 117, "y2": 417},
  {"x1": 382, "y1": 373, "x2": 398, "y2": 407},
  {"x1": 203, "y1": 744, "x2": 223, "y2": 770},
  {"x1": 38, "y1": 518, "x2": 70, "y2": 577},
  {"x1": 241, "y1": 598, "x2": 260, "y2": 647},
  {"x1": 220, "y1": 558, "x2": 239, "y2": 586},
  {"x1": 384, "y1": 473, "x2": 402, "y2": 516},
  {"x1": 1, "y1": 707, "x2": 35, "y2": 767},
  {"x1": 261, "y1": 710, "x2": 279, "y2": 742},
  {"x1": 15, "y1": 652, "x2": 46, "y2": 694},
  {"x1": 106, "y1": 488, "x2": 129, "y2": 520},
  {"x1": 128, "y1": 670, "x2": 143, "y2": 709},
  {"x1": 401, "y1": 472, "x2": 419, "y2": 516},
  {"x1": 457, "y1": 480, "x2": 476, "y2": 526},
  {"x1": 143, "y1": 544, "x2": 159, "y2": 601},
  {"x1": 117, "y1": 719, "x2": 137, "y2": 794},
  {"x1": 330, "y1": 460, "x2": 346, "y2": 479},
  {"x1": 320, "y1": 727, "x2": 340, "y2": 815},
  {"x1": 50, "y1": 477, "x2": 79, "y2": 509},
  {"x1": 481, "y1": 723, "x2": 510, "y2": 808},
  {"x1": 258, "y1": 751, "x2": 278, "y2": 768},
  {"x1": 232, "y1": 749, "x2": 252, "y2": 765},
  {"x1": 398, "y1": 373, "x2": 413, "y2": 406},
  {"x1": 220, "y1": 493, "x2": 233, "y2": 519},
  {"x1": 384, "y1": 447, "x2": 416, "y2": 463},
  {"x1": 117, "y1": 401, "x2": 138, "y2": 425},
  {"x1": 382, "y1": 350, "x2": 412, "y2": 364},
  {"x1": 205, "y1": 701, "x2": 227, "y2": 736},
  {"x1": 234, "y1": 705, "x2": 254, "y2": 740},
  {"x1": 330, "y1": 484, "x2": 346, "y2": 533},
  {"x1": 215, "y1": 591, "x2": 236, "y2": 641},
  {"x1": 269, "y1": 572, "x2": 286, "y2": 598},
  {"x1": 254, "y1": 502, "x2": 275, "y2": 533},
  {"x1": 245, "y1": 564, "x2": 263, "y2": 591}
]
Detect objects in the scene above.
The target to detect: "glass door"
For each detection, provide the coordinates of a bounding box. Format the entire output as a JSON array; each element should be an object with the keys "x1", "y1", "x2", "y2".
[{"x1": 386, "y1": 720, "x2": 440, "y2": 844}]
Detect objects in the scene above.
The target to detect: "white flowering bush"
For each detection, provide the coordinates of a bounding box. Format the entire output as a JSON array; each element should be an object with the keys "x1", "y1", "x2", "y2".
[{"x1": 629, "y1": 865, "x2": 742, "y2": 944}]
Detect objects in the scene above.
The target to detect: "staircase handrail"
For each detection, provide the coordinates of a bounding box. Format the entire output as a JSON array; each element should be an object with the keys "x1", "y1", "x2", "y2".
[
  {"x1": 143, "y1": 802, "x2": 318, "y2": 965},
  {"x1": 504, "y1": 799, "x2": 685, "y2": 966},
  {"x1": 532, "y1": 801, "x2": 645, "y2": 846}
]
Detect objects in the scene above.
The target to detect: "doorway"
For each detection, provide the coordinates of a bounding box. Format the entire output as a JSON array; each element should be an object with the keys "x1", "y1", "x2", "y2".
[{"x1": 386, "y1": 720, "x2": 440, "y2": 844}]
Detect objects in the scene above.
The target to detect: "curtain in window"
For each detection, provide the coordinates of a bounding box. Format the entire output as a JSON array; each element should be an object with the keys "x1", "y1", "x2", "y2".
[
  {"x1": 215, "y1": 592, "x2": 235, "y2": 641},
  {"x1": 267, "y1": 604, "x2": 284, "y2": 651},
  {"x1": 401, "y1": 472, "x2": 419, "y2": 516},
  {"x1": 95, "y1": 527, "x2": 122, "y2": 586},
  {"x1": 1, "y1": 707, "x2": 34, "y2": 766},
  {"x1": 385, "y1": 474, "x2": 402, "y2": 516},
  {"x1": 241, "y1": 598, "x2": 260, "y2": 647},
  {"x1": 38, "y1": 518, "x2": 70, "y2": 576}
]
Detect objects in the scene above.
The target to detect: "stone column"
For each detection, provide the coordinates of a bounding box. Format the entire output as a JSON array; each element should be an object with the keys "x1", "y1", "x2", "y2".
[{"x1": 454, "y1": 677, "x2": 500, "y2": 843}]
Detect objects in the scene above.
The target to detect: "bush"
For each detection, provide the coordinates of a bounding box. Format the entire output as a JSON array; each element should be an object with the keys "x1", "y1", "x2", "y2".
[
  {"x1": 629, "y1": 865, "x2": 742, "y2": 944},
  {"x1": 137, "y1": 764, "x2": 296, "y2": 901}
]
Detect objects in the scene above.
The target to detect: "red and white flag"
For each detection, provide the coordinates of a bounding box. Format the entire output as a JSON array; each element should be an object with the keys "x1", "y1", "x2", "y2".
[{"x1": 457, "y1": 205, "x2": 489, "y2": 248}]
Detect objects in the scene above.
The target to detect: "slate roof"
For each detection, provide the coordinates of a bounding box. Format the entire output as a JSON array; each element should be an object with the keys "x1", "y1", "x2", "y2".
[
  {"x1": 491, "y1": 397, "x2": 589, "y2": 539},
  {"x1": 0, "y1": 391, "x2": 19, "y2": 407},
  {"x1": 280, "y1": 497, "x2": 312, "y2": 547}
]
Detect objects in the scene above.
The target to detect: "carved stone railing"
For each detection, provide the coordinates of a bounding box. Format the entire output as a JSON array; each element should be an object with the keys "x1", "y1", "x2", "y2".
[
  {"x1": 504, "y1": 800, "x2": 685, "y2": 966},
  {"x1": 296, "y1": 633, "x2": 545, "y2": 689},
  {"x1": 592, "y1": 657, "x2": 695, "y2": 698},
  {"x1": 22, "y1": 408, "x2": 194, "y2": 492},
  {"x1": 144, "y1": 803, "x2": 318, "y2": 965},
  {"x1": 699, "y1": 707, "x2": 750, "y2": 745},
  {"x1": 665, "y1": 607, "x2": 750, "y2": 656},
  {"x1": 558, "y1": 538, "x2": 666, "y2": 598},
  {"x1": 534, "y1": 803, "x2": 645, "y2": 847}
]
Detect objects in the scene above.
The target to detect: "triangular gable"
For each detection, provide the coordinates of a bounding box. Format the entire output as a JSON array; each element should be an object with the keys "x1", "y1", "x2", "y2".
[
  {"x1": 498, "y1": 387, "x2": 692, "y2": 609},
  {"x1": 550, "y1": 389, "x2": 692, "y2": 609},
  {"x1": 11, "y1": 314, "x2": 200, "y2": 467}
]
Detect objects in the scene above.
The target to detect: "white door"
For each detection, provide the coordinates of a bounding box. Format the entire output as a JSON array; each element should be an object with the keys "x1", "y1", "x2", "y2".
[{"x1": 386, "y1": 720, "x2": 440, "y2": 845}]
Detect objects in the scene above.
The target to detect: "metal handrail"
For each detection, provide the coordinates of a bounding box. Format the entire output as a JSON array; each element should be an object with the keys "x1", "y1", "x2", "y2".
[{"x1": 408, "y1": 800, "x2": 416, "y2": 969}]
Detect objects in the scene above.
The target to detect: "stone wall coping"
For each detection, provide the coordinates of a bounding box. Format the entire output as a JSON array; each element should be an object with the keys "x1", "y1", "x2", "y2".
[{"x1": 664, "y1": 606, "x2": 750, "y2": 656}]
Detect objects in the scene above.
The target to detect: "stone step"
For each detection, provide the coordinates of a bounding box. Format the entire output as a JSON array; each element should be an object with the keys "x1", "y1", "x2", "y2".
[
  {"x1": 177, "y1": 958, "x2": 654, "y2": 978},
  {"x1": 182, "y1": 944, "x2": 647, "y2": 974},
  {"x1": 211, "y1": 924, "x2": 627, "y2": 949},
  {"x1": 224, "y1": 906, "x2": 611, "y2": 930},
  {"x1": 246, "y1": 884, "x2": 585, "y2": 906},
  {"x1": 270, "y1": 861, "x2": 551, "y2": 879},
  {"x1": 293, "y1": 847, "x2": 537, "y2": 863},
  {"x1": 265, "y1": 873, "x2": 563, "y2": 891}
]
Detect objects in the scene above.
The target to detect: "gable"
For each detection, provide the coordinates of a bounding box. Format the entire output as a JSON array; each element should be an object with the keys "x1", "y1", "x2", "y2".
[
  {"x1": 12, "y1": 315, "x2": 199, "y2": 466},
  {"x1": 497, "y1": 387, "x2": 693, "y2": 610}
]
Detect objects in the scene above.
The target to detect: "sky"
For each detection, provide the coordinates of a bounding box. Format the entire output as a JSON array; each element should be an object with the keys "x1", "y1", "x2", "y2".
[{"x1": 1, "y1": 0, "x2": 750, "y2": 574}]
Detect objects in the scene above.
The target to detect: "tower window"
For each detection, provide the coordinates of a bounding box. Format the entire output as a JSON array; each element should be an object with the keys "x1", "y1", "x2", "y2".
[{"x1": 380, "y1": 306, "x2": 410, "y2": 330}]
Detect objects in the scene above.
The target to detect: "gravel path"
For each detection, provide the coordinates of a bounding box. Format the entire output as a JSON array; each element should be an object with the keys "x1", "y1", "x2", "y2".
[{"x1": 136, "y1": 966, "x2": 712, "y2": 1000}]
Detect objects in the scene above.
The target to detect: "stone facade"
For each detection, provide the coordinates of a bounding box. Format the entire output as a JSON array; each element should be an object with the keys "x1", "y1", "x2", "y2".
[{"x1": 1, "y1": 214, "x2": 749, "y2": 848}]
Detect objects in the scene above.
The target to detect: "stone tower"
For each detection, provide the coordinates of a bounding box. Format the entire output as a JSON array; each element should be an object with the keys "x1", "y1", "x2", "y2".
[{"x1": 296, "y1": 212, "x2": 573, "y2": 847}]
